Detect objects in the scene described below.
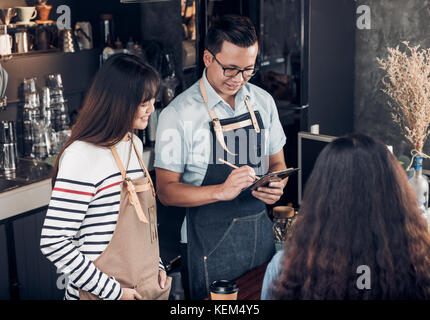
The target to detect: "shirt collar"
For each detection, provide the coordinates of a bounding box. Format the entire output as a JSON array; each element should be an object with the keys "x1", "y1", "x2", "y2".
[{"x1": 202, "y1": 69, "x2": 251, "y2": 110}]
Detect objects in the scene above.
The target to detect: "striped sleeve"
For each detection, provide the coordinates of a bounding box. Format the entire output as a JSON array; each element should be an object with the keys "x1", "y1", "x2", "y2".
[
  {"x1": 40, "y1": 148, "x2": 122, "y2": 300},
  {"x1": 159, "y1": 257, "x2": 165, "y2": 271}
]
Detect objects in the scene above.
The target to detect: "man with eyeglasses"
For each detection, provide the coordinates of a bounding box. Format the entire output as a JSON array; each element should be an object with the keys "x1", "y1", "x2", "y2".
[{"x1": 155, "y1": 15, "x2": 287, "y2": 300}]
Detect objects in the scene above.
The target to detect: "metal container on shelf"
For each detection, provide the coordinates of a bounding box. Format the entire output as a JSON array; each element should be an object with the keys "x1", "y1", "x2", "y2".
[
  {"x1": 14, "y1": 31, "x2": 30, "y2": 53},
  {"x1": 61, "y1": 29, "x2": 79, "y2": 53},
  {"x1": 0, "y1": 121, "x2": 19, "y2": 172},
  {"x1": 46, "y1": 74, "x2": 63, "y2": 90}
]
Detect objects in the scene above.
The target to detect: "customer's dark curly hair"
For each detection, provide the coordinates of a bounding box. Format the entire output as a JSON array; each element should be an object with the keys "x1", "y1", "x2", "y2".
[{"x1": 271, "y1": 133, "x2": 430, "y2": 299}]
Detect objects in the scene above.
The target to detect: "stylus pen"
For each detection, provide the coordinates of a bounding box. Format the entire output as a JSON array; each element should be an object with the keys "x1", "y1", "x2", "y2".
[
  {"x1": 218, "y1": 158, "x2": 259, "y2": 180},
  {"x1": 218, "y1": 158, "x2": 239, "y2": 169}
]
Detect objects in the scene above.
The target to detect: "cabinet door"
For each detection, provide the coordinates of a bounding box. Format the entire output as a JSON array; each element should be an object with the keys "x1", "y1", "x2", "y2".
[
  {"x1": 0, "y1": 224, "x2": 10, "y2": 300},
  {"x1": 13, "y1": 209, "x2": 64, "y2": 300}
]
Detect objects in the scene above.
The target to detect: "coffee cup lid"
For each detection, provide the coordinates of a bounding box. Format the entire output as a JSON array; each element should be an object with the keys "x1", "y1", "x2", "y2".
[{"x1": 210, "y1": 280, "x2": 238, "y2": 294}]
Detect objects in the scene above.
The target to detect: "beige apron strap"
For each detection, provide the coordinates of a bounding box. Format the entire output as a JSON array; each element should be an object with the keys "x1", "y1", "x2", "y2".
[
  {"x1": 131, "y1": 138, "x2": 157, "y2": 242},
  {"x1": 131, "y1": 139, "x2": 156, "y2": 197},
  {"x1": 200, "y1": 78, "x2": 237, "y2": 156},
  {"x1": 110, "y1": 145, "x2": 149, "y2": 224},
  {"x1": 110, "y1": 146, "x2": 127, "y2": 180},
  {"x1": 244, "y1": 97, "x2": 260, "y2": 133},
  {"x1": 222, "y1": 119, "x2": 253, "y2": 132},
  {"x1": 124, "y1": 178, "x2": 149, "y2": 224}
]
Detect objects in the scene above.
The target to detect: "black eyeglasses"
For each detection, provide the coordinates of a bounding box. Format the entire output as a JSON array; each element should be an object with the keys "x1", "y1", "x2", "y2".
[{"x1": 208, "y1": 49, "x2": 259, "y2": 79}]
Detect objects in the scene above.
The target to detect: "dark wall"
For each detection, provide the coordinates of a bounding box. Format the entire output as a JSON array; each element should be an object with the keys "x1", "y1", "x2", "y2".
[
  {"x1": 307, "y1": 0, "x2": 355, "y2": 136},
  {"x1": 260, "y1": 0, "x2": 301, "y2": 59},
  {"x1": 354, "y1": 0, "x2": 430, "y2": 160},
  {"x1": 139, "y1": 0, "x2": 183, "y2": 84}
]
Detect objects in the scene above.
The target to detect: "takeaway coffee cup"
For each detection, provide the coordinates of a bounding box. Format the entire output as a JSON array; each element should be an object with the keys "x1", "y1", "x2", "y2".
[{"x1": 210, "y1": 280, "x2": 239, "y2": 300}]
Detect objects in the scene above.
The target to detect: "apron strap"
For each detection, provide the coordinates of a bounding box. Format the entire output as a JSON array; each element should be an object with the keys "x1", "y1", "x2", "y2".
[
  {"x1": 200, "y1": 78, "x2": 237, "y2": 156},
  {"x1": 222, "y1": 119, "x2": 253, "y2": 132},
  {"x1": 131, "y1": 139, "x2": 156, "y2": 197},
  {"x1": 245, "y1": 97, "x2": 260, "y2": 133},
  {"x1": 110, "y1": 145, "x2": 128, "y2": 180},
  {"x1": 110, "y1": 140, "x2": 150, "y2": 224},
  {"x1": 199, "y1": 78, "x2": 261, "y2": 155}
]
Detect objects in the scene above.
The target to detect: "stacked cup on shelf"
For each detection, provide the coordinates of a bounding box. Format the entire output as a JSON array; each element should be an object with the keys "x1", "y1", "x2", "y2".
[
  {"x1": 46, "y1": 73, "x2": 70, "y2": 155},
  {"x1": 21, "y1": 74, "x2": 71, "y2": 161},
  {"x1": 22, "y1": 77, "x2": 41, "y2": 158},
  {"x1": 23, "y1": 77, "x2": 54, "y2": 160}
]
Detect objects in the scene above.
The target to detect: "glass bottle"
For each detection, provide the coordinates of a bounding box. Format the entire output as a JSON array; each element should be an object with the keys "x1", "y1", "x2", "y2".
[
  {"x1": 409, "y1": 156, "x2": 429, "y2": 221},
  {"x1": 99, "y1": 14, "x2": 114, "y2": 49}
]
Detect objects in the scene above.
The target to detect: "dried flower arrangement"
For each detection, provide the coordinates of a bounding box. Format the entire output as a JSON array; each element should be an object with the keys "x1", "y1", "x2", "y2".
[{"x1": 377, "y1": 41, "x2": 430, "y2": 153}]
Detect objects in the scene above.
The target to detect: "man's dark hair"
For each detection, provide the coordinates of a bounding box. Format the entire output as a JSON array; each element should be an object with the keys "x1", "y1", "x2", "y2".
[{"x1": 205, "y1": 14, "x2": 258, "y2": 55}]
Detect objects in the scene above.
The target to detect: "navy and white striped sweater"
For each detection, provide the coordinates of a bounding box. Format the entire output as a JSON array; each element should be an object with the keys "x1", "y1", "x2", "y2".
[{"x1": 40, "y1": 136, "x2": 164, "y2": 300}]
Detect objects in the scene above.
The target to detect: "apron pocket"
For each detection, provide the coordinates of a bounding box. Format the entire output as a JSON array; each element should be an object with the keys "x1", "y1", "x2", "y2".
[
  {"x1": 134, "y1": 275, "x2": 172, "y2": 300},
  {"x1": 204, "y1": 210, "x2": 267, "y2": 290}
]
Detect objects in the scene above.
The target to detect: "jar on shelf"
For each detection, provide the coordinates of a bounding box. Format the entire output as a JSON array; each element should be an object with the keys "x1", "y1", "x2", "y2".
[{"x1": 272, "y1": 206, "x2": 297, "y2": 252}]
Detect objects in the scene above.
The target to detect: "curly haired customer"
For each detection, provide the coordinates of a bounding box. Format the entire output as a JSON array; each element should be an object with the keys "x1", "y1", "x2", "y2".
[{"x1": 262, "y1": 133, "x2": 430, "y2": 299}]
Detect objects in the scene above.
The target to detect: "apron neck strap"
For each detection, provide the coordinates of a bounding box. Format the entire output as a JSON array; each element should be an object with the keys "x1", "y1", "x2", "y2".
[
  {"x1": 131, "y1": 139, "x2": 156, "y2": 197},
  {"x1": 199, "y1": 78, "x2": 260, "y2": 133},
  {"x1": 110, "y1": 136, "x2": 156, "y2": 197},
  {"x1": 244, "y1": 97, "x2": 260, "y2": 133},
  {"x1": 110, "y1": 145, "x2": 128, "y2": 180},
  {"x1": 200, "y1": 78, "x2": 236, "y2": 156}
]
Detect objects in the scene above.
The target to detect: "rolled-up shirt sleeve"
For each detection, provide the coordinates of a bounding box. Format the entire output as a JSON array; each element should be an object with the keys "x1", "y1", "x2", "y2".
[{"x1": 267, "y1": 96, "x2": 287, "y2": 156}]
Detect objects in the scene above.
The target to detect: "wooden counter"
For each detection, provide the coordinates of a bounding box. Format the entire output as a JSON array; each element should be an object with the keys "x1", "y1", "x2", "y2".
[
  {"x1": 236, "y1": 262, "x2": 268, "y2": 300},
  {"x1": 206, "y1": 262, "x2": 269, "y2": 300}
]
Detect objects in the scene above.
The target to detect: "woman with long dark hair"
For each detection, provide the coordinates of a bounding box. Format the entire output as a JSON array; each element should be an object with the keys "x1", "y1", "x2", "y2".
[
  {"x1": 40, "y1": 54, "x2": 171, "y2": 300},
  {"x1": 262, "y1": 133, "x2": 430, "y2": 299}
]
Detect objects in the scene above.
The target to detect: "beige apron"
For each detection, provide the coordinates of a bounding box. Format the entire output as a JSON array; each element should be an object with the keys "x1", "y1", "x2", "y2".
[{"x1": 79, "y1": 139, "x2": 172, "y2": 300}]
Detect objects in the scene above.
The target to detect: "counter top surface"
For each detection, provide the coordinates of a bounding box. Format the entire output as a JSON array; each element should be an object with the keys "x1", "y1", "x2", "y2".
[{"x1": 0, "y1": 158, "x2": 53, "y2": 194}]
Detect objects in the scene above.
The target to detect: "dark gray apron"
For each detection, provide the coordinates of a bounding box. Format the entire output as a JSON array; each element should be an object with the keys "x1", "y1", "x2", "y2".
[{"x1": 185, "y1": 79, "x2": 275, "y2": 300}]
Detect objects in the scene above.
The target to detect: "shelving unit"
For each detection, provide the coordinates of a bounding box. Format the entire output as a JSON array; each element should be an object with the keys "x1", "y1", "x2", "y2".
[{"x1": 0, "y1": 49, "x2": 100, "y2": 114}]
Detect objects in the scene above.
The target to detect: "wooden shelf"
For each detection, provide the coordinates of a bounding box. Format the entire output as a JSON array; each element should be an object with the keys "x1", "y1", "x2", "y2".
[{"x1": 1, "y1": 48, "x2": 100, "y2": 63}]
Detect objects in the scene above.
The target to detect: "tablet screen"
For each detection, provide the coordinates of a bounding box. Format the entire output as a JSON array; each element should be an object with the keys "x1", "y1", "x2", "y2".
[{"x1": 245, "y1": 168, "x2": 300, "y2": 191}]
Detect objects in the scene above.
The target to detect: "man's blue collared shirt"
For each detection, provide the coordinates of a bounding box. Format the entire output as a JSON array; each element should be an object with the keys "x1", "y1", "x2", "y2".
[{"x1": 154, "y1": 70, "x2": 287, "y2": 187}]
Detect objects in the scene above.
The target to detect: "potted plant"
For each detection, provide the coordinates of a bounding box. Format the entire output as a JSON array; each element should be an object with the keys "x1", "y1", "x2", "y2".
[
  {"x1": 36, "y1": 0, "x2": 52, "y2": 23},
  {"x1": 377, "y1": 41, "x2": 430, "y2": 219}
]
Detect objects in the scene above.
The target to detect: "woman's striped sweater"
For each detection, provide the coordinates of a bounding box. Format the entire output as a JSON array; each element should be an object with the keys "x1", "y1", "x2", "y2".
[{"x1": 40, "y1": 136, "x2": 164, "y2": 300}]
